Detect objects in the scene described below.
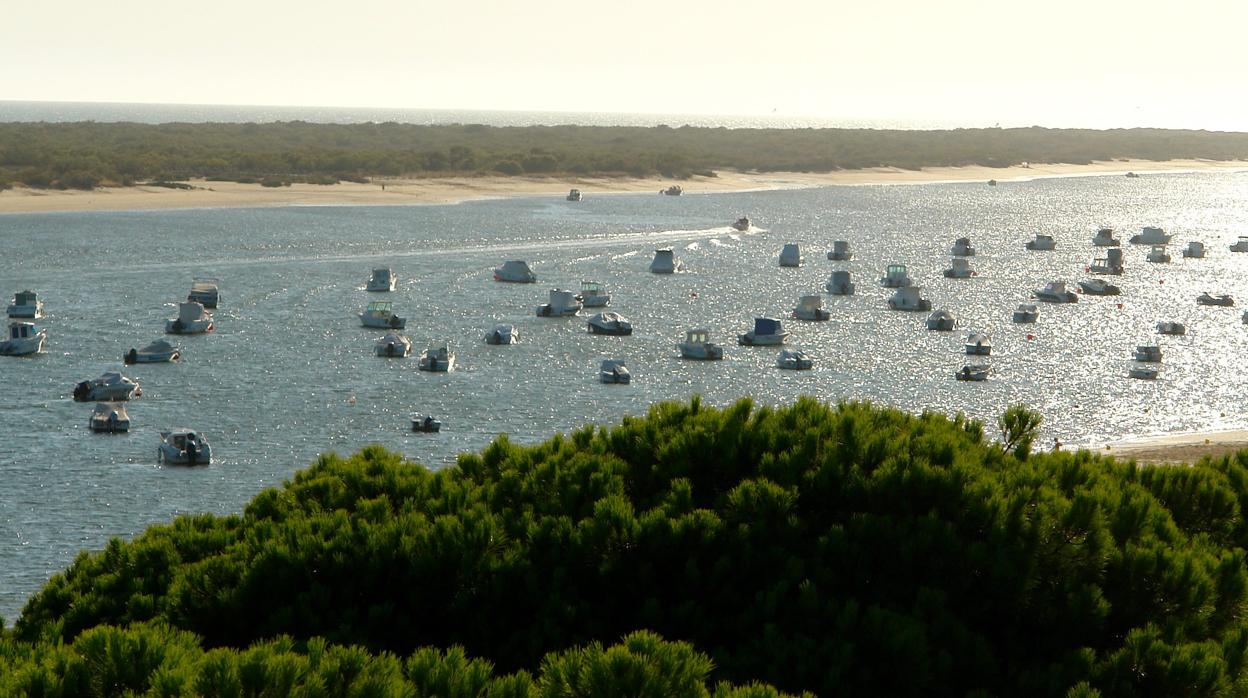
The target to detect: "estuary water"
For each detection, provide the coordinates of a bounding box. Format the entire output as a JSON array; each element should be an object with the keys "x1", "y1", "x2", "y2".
[{"x1": 3, "y1": 170, "x2": 1248, "y2": 620}]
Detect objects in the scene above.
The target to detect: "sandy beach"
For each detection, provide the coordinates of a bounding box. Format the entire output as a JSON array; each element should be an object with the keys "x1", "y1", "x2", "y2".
[
  {"x1": 1, "y1": 159, "x2": 1244, "y2": 214},
  {"x1": 1096, "y1": 431, "x2": 1248, "y2": 465}
]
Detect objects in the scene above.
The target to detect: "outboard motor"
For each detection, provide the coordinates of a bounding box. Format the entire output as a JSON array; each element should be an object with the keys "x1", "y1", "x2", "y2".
[{"x1": 73, "y1": 381, "x2": 91, "y2": 401}]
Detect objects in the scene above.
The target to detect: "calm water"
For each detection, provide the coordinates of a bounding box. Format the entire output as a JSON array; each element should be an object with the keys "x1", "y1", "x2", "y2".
[{"x1": 3, "y1": 171, "x2": 1248, "y2": 621}]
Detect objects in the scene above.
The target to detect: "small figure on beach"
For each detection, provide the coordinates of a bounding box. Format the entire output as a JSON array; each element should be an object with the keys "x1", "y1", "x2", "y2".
[{"x1": 1053, "y1": 437, "x2": 1062, "y2": 451}]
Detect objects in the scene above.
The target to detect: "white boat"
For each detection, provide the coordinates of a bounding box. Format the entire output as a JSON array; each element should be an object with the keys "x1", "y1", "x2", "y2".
[
  {"x1": 956, "y1": 364, "x2": 990, "y2": 381},
  {"x1": 732, "y1": 216, "x2": 751, "y2": 231},
  {"x1": 1078, "y1": 279, "x2": 1120, "y2": 296},
  {"x1": 678, "y1": 328, "x2": 723, "y2": 360},
  {"x1": 1146, "y1": 246, "x2": 1171, "y2": 263},
  {"x1": 1130, "y1": 226, "x2": 1171, "y2": 245},
  {"x1": 1134, "y1": 345, "x2": 1162, "y2": 362},
  {"x1": 125, "y1": 339, "x2": 180, "y2": 364},
  {"x1": 1090, "y1": 248, "x2": 1124, "y2": 275},
  {"x1": 567, "y1": 188, "x2": 582, "y2": 202},
  {"x1": 366, "y1": 267, "x2": 395, "y2": 292},
  {"x1": 879, "y1": 264, "x2": 912, "y2": 288},
  {"x1": 1012, "y1": 304, "x2": 1039, "y2": 323},
  {"x1": 73, "y1": 371, "x2": 141, "y2": 402},
  {"x1": 1157, "y1": 321, "x2": 1186, "y2": 335},
  {"x1": 411, "y1": 414, "x2": 442, "y2": 432},
  {"x1": 778, "y1": 243, "x2": 803, "y2": 267},
  {"x1": 418, "y1": 342, "x2": 455, "y2": 371},
  {"x1": 926, "y1": 309, "x2": 957, "y2": 331},
  {"x1": 599, "y1": 359, "x2": 631, "y2": 384},
  {"x1": 739, "y1": 317, "x2": 789, "y2": 346},
  {"x1": 1128, "y1": 366, "x2": 1159, "y2": 380},
  {"x1": 494, "y1": 260, "x2": 538, "y2": 283},
  {"x1": 89, "y1": 403, "x2": 130, "y2": 433},
  {"x1": 1198, "y1": 292, "x2": 1234, "y2": 307},
  {"x1": 536, "y1": 288, "x2": 582, "y2": 317},
  {"x1": 187, "y1": 278, "x2": 220, "y2": 308},
  {"x1": 943, "y1": 258, "x2": 976, "y2": 278},
  {"x1": 776, "y1": 349, "x2": 813, "y2": 370},
  {"x1": 887, "y1": 286, "x2": 932, "y2": 312},
  {"x1": 165, "y1": 301, "x2": 214, "y2": 334},
  {"x1": 587, "y1": 311, "x2": 633, "y2": 335},
  {"x1": 578, "y1": 281, "x2": 611, "y2": 308},
  {"x1": 1232, "y1": 237, "x2": 1248, "y2": 253},
  {"x1": 1092, "y1": 228, "x2": 1121, "y2": 246},
  {"x1": 793, "y1": 295, "x2": 830, "y2": 321},
  {"x1": 360, "y1": 300, "x2": 406, "y2": 329},
  {"x1": 951, "y1": 237, "x2": 976, "y2": 256},
  {"x1": 649, "y1": 248, "x2": 685, "y2": 274},
  {"x1": 374, "y1": 331, "x2": 412, "y2": 358},
  {"x1": 157, "y1": 429, "x2": 212, "y2": 465},
  {"x1": 0, "y1": 321, "x2": 46, "y2": 356},
  {"x1": 1183, "y1": 241, "x2": 1206, "y2": 258},
  {"x1": 1034, "y1": 281, "x2": 1078, "y2": 303},
  {"x1": 827, "y1": 241, "x2": 852, "y2": 261},
  {"x1": 965, "y1": 332, "x2": 991, "y2": 355},
  {"x1": 661, "y1": 185, "x2": 683, "y2": 196},
  {"x1": 7, "y1": 290, "x2": 43, "y2": 319},
  {"x1": 484, "y1": 323, "x2": 518, "y2": 345},
  {"x1": 825, "y1": 270, "x2": 855, "y2": 295},
  {"x1": 1025, "y1": 234, "x2": 1056, "y2": 251}
]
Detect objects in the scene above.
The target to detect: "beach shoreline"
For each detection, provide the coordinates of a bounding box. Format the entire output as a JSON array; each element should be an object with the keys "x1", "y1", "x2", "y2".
[
  {"x1": 1079, "y1": 429, "x2": 1248, "y2": 464},
  {"x1": 2, "y1": 159, "x2": 1244, "y2": 214}
]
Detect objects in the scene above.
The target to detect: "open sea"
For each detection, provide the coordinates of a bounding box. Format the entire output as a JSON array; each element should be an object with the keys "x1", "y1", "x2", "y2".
[{"x1": 3, "y1": 170, "x2": 1248, "y2": 621}]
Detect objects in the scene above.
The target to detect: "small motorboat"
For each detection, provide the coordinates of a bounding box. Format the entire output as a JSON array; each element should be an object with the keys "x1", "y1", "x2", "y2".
[
  {"x1": 1034, "y1": 281, "x2": 1078, "y2": 303},
  {"x1": 537, "y1": 288, "x2": 582, "y2": 317},
  {"x1": 1183, "y1": 241, "x2": 1206, "y2": 258},
  {"x1": 599, "y1": 359, "x2": 631, "y2": 384},
  {"x1": 187, "y1": 277, "x2": 220, "y2": 308},
  {"x1": 1231, "y1": 237, "x2": 1248, "y2": 253},
  {"x1": 587, "y1": 311, "x2": 633, "y2": 336},
  {"x1": 375, "y1": 331, "x2": 412, "y2": 358},
  {"x1": 1012, "y1": 304, "x2": 1039, "y2": 323},
  {"x1": 7, "y1": 290, "x2": 43, "y2": 319},
  {"x1": 157, "y1": 429, "x2": 212, "y2": 465},
  {"x1": 566, "y1": 188, "x2": 582, "y2": 202},
  {"x1": 1198, "y1": 292, "x2": 1234, "y2": 307},
  {"x1": 1157, "y1": 321, "x2": 1186, "y2": 335},
  {"x1": 739, "y1": 317, "x2": 789, "y2": 346},
  {"x1": 360, "y1": 300, "x2": 406, "y2": 329},
  {"x1": 965, "y1": 332, "x2": 991, "y2": 355},
  {"x1": 1130, "y1": 226, "x2": 1171, "y2": 245},
  {"x1": 778, "y1": 243, "x2": 803, "y2": 267},
  {"x1": 678, "y1": 328, "x2": 723, "y2": 360},
  {"x1": 1128, "y1": 366, "x2": 1160, "y2": 380},
  {"x1": 1, "y1": 321, "x2": 46, "y2": 356},
  {"x1": 125, "y1": 339, "x2": 180, "y2": 364},
  {"x1": 418, "y1": 342, "x2": 455, "y2": 371},
  {"x1": 89, "y1": 403, "x2": 130, "y2": 433},
  {"x1": 732, "y1": 216, "x2": 751, "y2": 231},
  {"x1": 955, "y1": 364, "x2": 990, "y2": 381},
  {"x1": 1134, "y1": 345, "x2": 1163, "y2": 362},
  {"x1": 951, "y1": 237, "x2": 976, "y2": 256},
  {"x1": 1090, "y1": 248, "x2": 1125, "y2": 275},
  {"x1": 825, "y1": 270, "x2": 855, "y2": 295},
  {"x1": 165, "y1": 301, "x2": 214, "y2": 334},
  {"x1": 887, "y1": 286, "x2": 931, "y2": 312},
  {"x1": 1145, "y1": 246, "x2": 1171, "y2": 263},
  {"x1": 366, "y1": 267, "x2": 396, "y2": 292},
  {"x1": 494, "y1": 260, "x2": 538, "y2": 283},
  {"x1": 412, "y1": 414, "x2": 442, "y2": 432},
  {"x1": 661, "y1": 185, "x2": 683, "y2": 196},
  {"x1": 1025, "y1": 234, "x2": 1056, "y2": 251},
  {"x1": 1092, "y1": 228, "x2": 1121, "y2": 246},
  {"x1": 793, "y1": 295, "x2": 830, "y2": 321},
  {"x1": 578, "y1": 281, "x2": 611, "y2": 308},
  {"x1": 73, "y1": 371, "x2": 141, "y2": 402},
  {"x1": 776, "y1": 349, "x2": 813, "y2": 370},
  {"x1": 827, "y1": 241, "x2": 852, "y2": 261},
  {"x1": 926, "y1": 309, "x2": 957, "y2": 331},
  {"x1": 1078, "y1": 279, "x2": 1121, "y2": 296},
  {"x1": 649, "y1": 248, "x2": 685, "y2": 274},
  {"x1": 484, "y1": 323, "x2": 518, "y2": 345},
  {"x1": 879, "y1": 264, "x2": 912, "y2": 288},
  {"x1": 943, "y1": 258, "x2": 976, "y2": 278}
]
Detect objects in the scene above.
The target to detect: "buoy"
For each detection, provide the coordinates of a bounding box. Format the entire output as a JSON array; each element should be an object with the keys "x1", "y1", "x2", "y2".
[
  {"x1": 347, "y1": 394, "x2": 357, "y2": 406},
  {"x1": 1116, "y1": 303, "x2": 1123, "y2": 309},
  {"x1": 1026, "y1": 334, "x2": 1034, "y2": 340}
]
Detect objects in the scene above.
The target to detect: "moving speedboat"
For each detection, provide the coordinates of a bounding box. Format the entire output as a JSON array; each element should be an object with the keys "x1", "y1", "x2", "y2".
[
  {"x1": 1146, "y1": 246, "x2": 1171, "y2": 263},
  {"x1": 965, "y1": 332, "x2": 991, "y2": 355},
  {"x1": 879, "y1": 264, "x2": 912, "y2": 288},
  {"x1": 1157, "y1": 321, "x2": 1186, "y2": 335},
  {"x1": 537, "y1": 288, "x2": 582, "y2": 317},
  {"x1": 1198, "y1": 292, "x2": 1234, "y2": 307},
  {"x1": 1134, "y1": 345, "x2": 1162, "y2": 362},
  {"x1": 776, "y1": 349, "x2": 813, "y2": 370},
  {"x1": 360, "y1": 300, "x2": 406, "y2": 329},
  {"x1": 1034, "y1": 281, "x2": 1077, "y2": 303},
  {"x1": 187, "y1": 278, "x2": 220, "y2": 308},
  {"x1": 1092, "y1": 228, "x2": 1121, "y2": 246},
  {"x1": 1183, "y1": 241, "x2": 1206, "y2": 258},
  {"x1": 739, "y1": 317, "x2": 789, "y2": 346},
  {"x1": 1130, "y1": 226, "x2": 1171, "y2": 245},
  {"x1": 827, "y1": 240, "x2": 852, "y2": 261},
  {"x1": 1078, "y1": 279, "x2": 1120, "y2": 296},
  {"x1": 587, "y1": 311, "x2": 633, "y2": 335},
  {"x1": 661, "y1": 185, "x2": 683, "y2": 196},
  {"x1": 89, "y1": 403, "x2": 130, "y2": 433},
  {"x1": 125, "y1": 339, "x2": 180, "y2": 364},
  {"x1": 158, "y1": 429, "x2": 211, "y2": 465},
  {"x1": 0, "y1": 321, "x2": 46, "y2": 356},
  {"x1": 418, "y1": 342, "x2": 455, "y2": 371},
  {"x1": 678, "y1": 328, "x2": 723, "y2": 360},
  {"x1": 956, "y1": 364, "x2": 990, "y2": 381},
  {"x1": 926, "y1": 309, "x2": 957, "y2": 331},
  {"x1": 943, "y1": 258, "x2": 976, "y2": 278},
  {"x1": 951, "y1": 237, "x2": 976, "y2": 256},
  {"x1": 1025, "y1": 234, "x2": 1056, "y2": 251},
  {"x1": 649, "y1": 248, "x2": 685, "y2": 274},
  {"x1": 366, "y1": 267, "x2": 396, "y2": 292},
  {"x1": 778, "y1": 243, "x2": 803, "y2": 267},
  {"x1": 73, "y1": 371, "x2": 141, "y2": 402},
  {"x1": 494, "y1": 260, "x2": 538, "y2": 283},
  {"x1": 578, "y1": 280, "x2": 611, "y2": 308},
  {"x1": 887, "y1": 286, "x2": 931, "y2": 312},
  {"x1": 793, "y1": 295, "x2": 830, "y2": 321},
  {"x1": 1090, "y1": 248, "x2": 1125, "y2": 275},
  {"x1": 1012, "y1": 304, "x2": 1039, "y2": 323},
  {"x1": 412, "y1": 414, "x2": 442, "y2": 432},
  {"x1": 732, "y1": 216, "x2": 751, "y2": 231},
  {"x1": 375, "y1": 331, "x2": 412, "y2": 358},
  {"x1": 1231, "y1": 237, "x2": 1248, "y2": 253},
  {"x1": 567, "y1": 188, "x2": 582, "y2": 202},
  {"x1": 165, "y1": 301, "x2": 214, "y2": 334},
  {"x1": 484, "y1": 323, "x2": 518, "y2": 345},
  {"x1": 599, "y1": 359, "x2": 631, "y2": 384},
  {"x1": 7, "y1": 290, "x2": 43, "y2": 319}
]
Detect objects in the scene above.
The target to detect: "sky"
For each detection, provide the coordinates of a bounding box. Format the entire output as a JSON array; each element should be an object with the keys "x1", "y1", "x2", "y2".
[{"x1": 5, "y1": 0, "x2": 1248, "y2": 130}]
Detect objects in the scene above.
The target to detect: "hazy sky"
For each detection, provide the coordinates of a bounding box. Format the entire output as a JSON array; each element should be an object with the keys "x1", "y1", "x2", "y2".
[{"x1": 6, "y1": 0, "x2": 1248, "y2": 129}]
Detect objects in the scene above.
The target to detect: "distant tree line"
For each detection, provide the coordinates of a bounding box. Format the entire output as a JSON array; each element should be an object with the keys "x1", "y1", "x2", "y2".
[{"x1": 1, "y1": 121, "x2": 1247, "y2": 190}]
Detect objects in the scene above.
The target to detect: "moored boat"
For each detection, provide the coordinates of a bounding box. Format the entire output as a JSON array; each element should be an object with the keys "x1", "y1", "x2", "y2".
[
  {"x1": 73, "y1": 371, "x2": 141, "y2": 402},
  {"x1": 374, "y1": 331, "x2": 412, "y2": 358},
  {"x1": 89, "y1": 403, "x2": 130, "y2": 433},
  {"x1": 1134, "y1": 345, "x2": 1162, "y2": 362},
  {"x1": 1092, "y1": 228, "x2": 1121, "y2": 246},
  {"x1": 943, "y1": 258, "x2": 976, "y2": 278},
  {"x1": 494, "y1": 260, "x2": 538, "y2": 283},
  {"x1": 1129, "y1": 226, "x2": 1171, "y2": 245},
  {"x1": 1078, "y1": 279, "x2": 1120, "y2": 296},
  {"x1": 649, "y1": 248, "x2": 685, "y2": 274},
  {"x1": 578, "y1": 281, "x2": 611, "y2": 308},
  {"x1": 418, "y1": 342, "x2": 455, "y2": 371},
  {"x1": 879, "y1": 264, "x2": 912, "y2": 288},
  {"x1": 965, "y1": 332, "x2": 991, "y2": 355},
  {"x1": 951, "y1": 237, "x2": 976, "y2": 256},
  {"x1": 956, "y1": 364, "x2": 990, "y2": 381},
  {"x1": 1183, "y1": 241, "x2": 1206, "y2": 258},
  {"x1": 1089, "y1": 248, "x2": 1124, "y2": 275},
  {"x1": 776, "y1": 349, "x2": 813, "y2": 370},
  {"x1": 1128, "y1": 366, "x2": 1159, "y2": 380},
  {"x1": 1025, "y1": 234, "x2": 1056, "y2": 251},
  {"x1": 887, "y1": 286, "x2": 931, "y2": 312},
  {"x1": 360, "y1": 300, "x2": 406, "y2": 329},
  {"x1": 6, "y1": 290, "x2": 43, "y2": 319},
  {"x1": 165, "y1": 301, "x2": 214, "y2": 334},
  {"x1": 825, "y1": 270, "x2": 855, "y2": 295},
  {"x1": 1012, "y1": 304, "x2": 1039, "y2": 323},
  {"x1": 587, "y1": 311, "x2": 633, "y2": 336},
  {"x1": 157, "y1": 429, "x2": 212, "y2": 465},
  {"x1": 1157, "y1": 321, "x2": 1186, "y2": 335},
  {"x1": 1198, "y1": 292, "x2": 1234, "y2": 307},
  {"x1": 125, "y1": 339, "x2": 180, "y2": 364},
  {"x1": 778, "y1": 243, "x2": 803, "y2": 267},
  {"x1": 0, "y1": 321, "x2": 46, "y2": 356},
  {"x1": 1145, "y1": 245, "x2": 1171, "y2": 263},
  {"x1": 536, "y1": 288, "x2": 582, "y2": 317},
  {"x1": 827, "y1": 240, "x2": 852, "y2": 261},
  {"x1": 1034, "y1": 281, "x2": 1078, "y2": 303},
  {"x1": 599, "y1": 359, "x2": 631, "y2": 384},
  {"x1": 678, "y1": 328, "x2": 723, "y2": 360},
  {"x1": 793, "y1": 295, "x2": 830, "y2": 321},
  {"x1": 661, "y1": 185, "x2": 683, "y2": 196},
  {"x1": 566, "y1": 188, "x2": 582, "y2": 201},
  {"x1": 412, "y1": 414, "x2": 442, "y2": 432},
  {"x1": 926, "y1": 309, "x2": 957, "y2": 331},
  {"x1": 484, "y1": 323, "x2": 518, "y2": 345},
  {"x1": 366, "y1": 267, "x2": 396, "y2": 292},
  {"x1": 187, "y1": 277, "x2": 220, "y2": 308},
  {"x1": 739, "y1": 317, "x2": 789, "y2": 346}
]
